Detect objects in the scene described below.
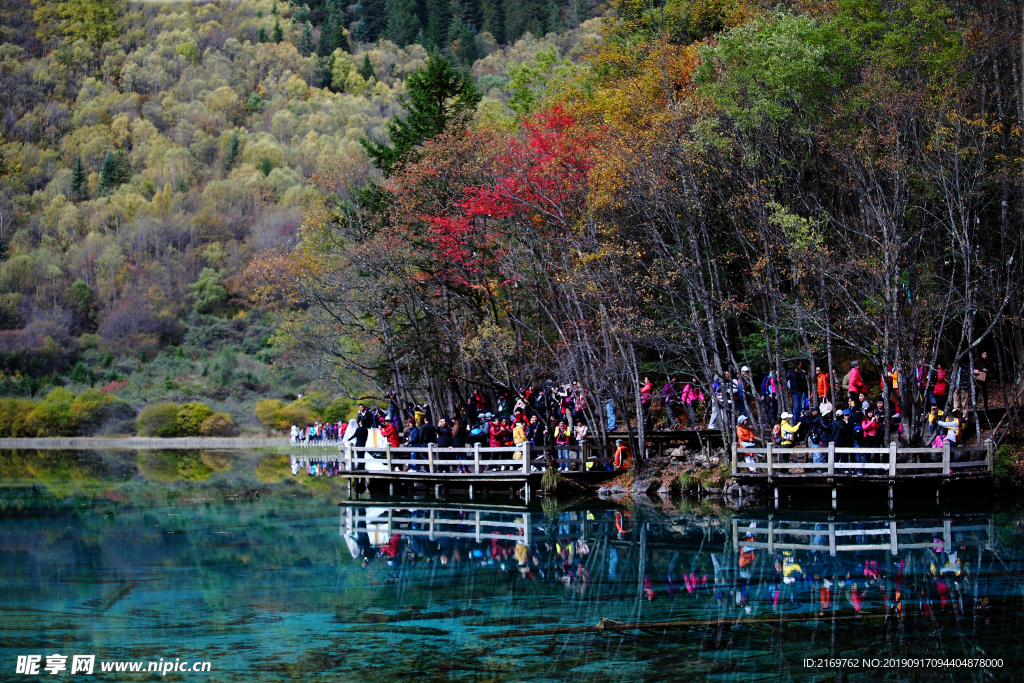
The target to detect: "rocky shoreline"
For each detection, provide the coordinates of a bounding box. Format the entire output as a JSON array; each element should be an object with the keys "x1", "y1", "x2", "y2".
[{"x1": 595, "y1": 445, "x2": 760, "y2": 506}]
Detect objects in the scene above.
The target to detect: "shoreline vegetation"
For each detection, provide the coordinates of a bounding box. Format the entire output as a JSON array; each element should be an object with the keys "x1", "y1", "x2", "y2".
[{"x1": 1, "y1": 0, "x2": 1024, "y2": 483}]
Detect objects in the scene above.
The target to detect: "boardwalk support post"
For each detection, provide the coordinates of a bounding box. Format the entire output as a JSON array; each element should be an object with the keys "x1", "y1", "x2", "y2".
[
  {"x1": 731, "y1": 441, "x2": 737, "y2": 475},
  {"x1": 474, "y1": 443, "x2": 481, "y2": 475},
  {"x1": 827, "y1": 442, "x2": 835, "y2": 477},
  {"x1": 889, "y1": 442, "x2": 897, "y2": 477},
  {"x1": 428, "y1": 444, "x2": 435, "y2": 473},
  {"x1": 942, "y1": 442, "x2": 951, "y2": 475},
  {"x1": 386, "y1": 443, "x2": 392, "y2": 471},
  {"x1": 986, "y1": 439, "x2": 994, "y2": 472},
  {"x1": 766, "y1": 443, "x2": 773, "y2": 476}
]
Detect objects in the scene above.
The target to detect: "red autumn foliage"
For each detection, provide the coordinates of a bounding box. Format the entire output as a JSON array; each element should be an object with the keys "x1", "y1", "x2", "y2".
[{"x1": 423, "y1": 106, "x2": 603, "y2": 286}]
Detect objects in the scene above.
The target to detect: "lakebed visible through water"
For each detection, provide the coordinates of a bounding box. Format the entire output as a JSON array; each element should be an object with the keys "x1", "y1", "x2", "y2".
[{"x1": 1, "y1": 449, "x2": 1023, "y2": 682}]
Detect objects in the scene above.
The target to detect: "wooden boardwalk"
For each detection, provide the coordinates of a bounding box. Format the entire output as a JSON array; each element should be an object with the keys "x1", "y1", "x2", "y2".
[
  {"x1": 317, "y1": 443, "x2": 619, "y2": 501},
  {"x1": 731, "y1": 440, "x2": 994, "y2": 508}
]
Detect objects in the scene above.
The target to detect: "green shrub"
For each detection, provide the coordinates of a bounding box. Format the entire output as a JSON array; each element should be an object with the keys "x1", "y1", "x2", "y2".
[
  {"x1": 255, "y1": 399, "x2": 315, "y2": 432},
  {"x1": 255, "y1": 399, "x2": 284, "y2": 431},
  {"x1": 137, "y1": 402, "x2": 181, "y2": 437},
  {"x1": 176, "y1": 402, "x2": 214, "y2": 436},
  {"x1": 69, "y1": 389, "x2": 134, "y2": 435},
  {"x1": 199, "y1": 412, "x2": 235, "y2": 436},
  {"x1": 25, "y1": 388, "x2": 76, "y2": 436},
  {"x1": 994, "y1": 444, "x2": 1024, "y2": 489},
  {"x1": 322, "y1": 399, "x2": 355, "y2": 423},
  {"x1": 276, "y1": 403, "x2": 316, "y2": 430},
  {"x1": 0, "y1": 398, "x2": 37, "y2": 437}
]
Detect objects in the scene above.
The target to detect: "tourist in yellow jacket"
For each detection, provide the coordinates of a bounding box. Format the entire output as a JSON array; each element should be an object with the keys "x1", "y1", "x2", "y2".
[{"x1": 779, "y1": 412, "x2": 801, "y2": 460}]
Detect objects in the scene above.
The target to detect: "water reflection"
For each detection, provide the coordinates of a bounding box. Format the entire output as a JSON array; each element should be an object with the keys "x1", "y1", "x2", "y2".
[
  {"x1": 341, "y1": 503, "x2": 1000, "y2": 626},
  {"x1": 2, "y1": 450, "x2": 1024, "y2": 681}
]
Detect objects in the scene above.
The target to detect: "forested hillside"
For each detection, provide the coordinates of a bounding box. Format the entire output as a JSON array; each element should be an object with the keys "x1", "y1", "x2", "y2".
[
  {"x1": 255, "y1": 0, "x2": 1024, "y2": 447},
  {"x1": 0, "y1": 0, "x2": 604, "y2": 435}
]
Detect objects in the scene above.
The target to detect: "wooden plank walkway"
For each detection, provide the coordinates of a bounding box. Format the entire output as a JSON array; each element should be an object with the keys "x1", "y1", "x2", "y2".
[
  {"x1": 313, "y1": 443, "x2": 620, "y2": 501},
  {"x1": 731, "y1": 440, "x2": 994, "y2": 508}
]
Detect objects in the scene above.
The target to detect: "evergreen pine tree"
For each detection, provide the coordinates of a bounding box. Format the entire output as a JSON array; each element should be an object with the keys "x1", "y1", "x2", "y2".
[
  {"x1": 318, "y1": 14, "x2": 338, "y2": 55},
  {"x1": 447, "y1": 0, "x2": 465, "y2": 44},
  {"x1": 98, "y1": 151, "x2": 131, "y2": 194},
  {"x1": 299, "y1": 21, "x2": 315, "y2": 55},
  {"x1": 423, "y1": 0, "x2": 450, "y2": 50},
  {"x1": 224, "y1": 132, "x2": 240, "y2": 171},
  {"x1": 361, "y1": 52, "x2": 482, "y2": 176},
  {"x1": 258, "y1": 26, "x2": 268, "y2": 42},
  {"x1": 453, "y1": 22, "x2": 477, "y2": 63},
  {"x1": 387, "y1": 0, "x2": 421, "y2": 47},
  {"x1": 272, "y1": 18, "x2": 284, "y2": 43},
  {"x1": 271, "y1": 1, "x2": 278, "y2": 14},
  {"x1": 447, "y1": 0, "x2": 477, "y2": 64},
  {"x1": 71, "y1": 156, "x2": 87, "y2": 202},
  {"x1": 359, "y1": 53, "x2": 375, "y2": 80},
  {"x1": 546, "y1": 0, "x2": 562, "y2": 33},
  {"x1": 354, "y1": 0, "x2": 388, "y2": 42},
  {"x1": 336, "y1": 20, "x2": 351, "y2": 52},
  {"x1": 479, "y1": 0, "x2": 503, "y2": 42}
]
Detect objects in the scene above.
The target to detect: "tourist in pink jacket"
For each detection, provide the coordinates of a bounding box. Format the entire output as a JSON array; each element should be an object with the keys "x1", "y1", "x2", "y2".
[{"x1": 681, "y1": 377, "x2": 704, "y2": 428}]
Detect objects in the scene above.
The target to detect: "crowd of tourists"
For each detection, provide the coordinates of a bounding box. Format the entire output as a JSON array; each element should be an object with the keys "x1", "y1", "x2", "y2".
[
  {"x1": 287, "y1": 354, "x2": 992, "y2": 470},
  {"x1": 291, "y1": 383, "x2": 624, "y2": 472},
  {"x1": 719, "y1": 357, "x2": 988, "y2": 467}
]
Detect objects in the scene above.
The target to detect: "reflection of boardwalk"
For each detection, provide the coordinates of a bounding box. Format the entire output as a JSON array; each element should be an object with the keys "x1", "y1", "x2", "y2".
[
  {"x1": 731, "y1": 516, "x2": 994, "y2": 556},
  {"x1": 342, "y1": 506, "x2": 533, "y2": 545}
]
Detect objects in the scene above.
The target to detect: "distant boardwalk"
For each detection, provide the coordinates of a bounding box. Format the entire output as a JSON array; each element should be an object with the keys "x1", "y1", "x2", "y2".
[{"x1": 0, "y1": 437, "x2": 287, "y2": 450}]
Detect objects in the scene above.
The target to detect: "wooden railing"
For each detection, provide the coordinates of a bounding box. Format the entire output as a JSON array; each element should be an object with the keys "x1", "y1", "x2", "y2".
[
  {"x1": 339, "y1": 443, "x2": 532, "y2": 474},
  {"x1": 731, "y1": 440, "x2": 994, "y2": 476},
  {"x1": 732, "y1": 517, "x2": 993, "y2": 556},
  {"x1": 332, "y1": 442, "x2": 621, "y2": 474}
]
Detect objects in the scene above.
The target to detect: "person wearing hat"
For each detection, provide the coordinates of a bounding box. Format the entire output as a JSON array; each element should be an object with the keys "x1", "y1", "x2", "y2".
[
  {"x1": 737, "y1": 366, "x2": 752, "y2": 417},
  {"x1": 736, "y1": 415, "x2": 760, "y2": 471},
  {"x1": 779, "y1": 413, "x2": 801, "y2": 464},
  {"x1": 848, "y1": 360, "x2": 868, "y2": 403},
  {"x1": 827, "y1": 409, "x2": 846, "y2": 448}
]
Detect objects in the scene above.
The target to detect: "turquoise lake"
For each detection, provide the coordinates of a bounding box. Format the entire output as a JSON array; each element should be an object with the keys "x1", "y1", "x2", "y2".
[{"x1": 1, "y1": 449, "x2": 1023, "y2": 681}]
